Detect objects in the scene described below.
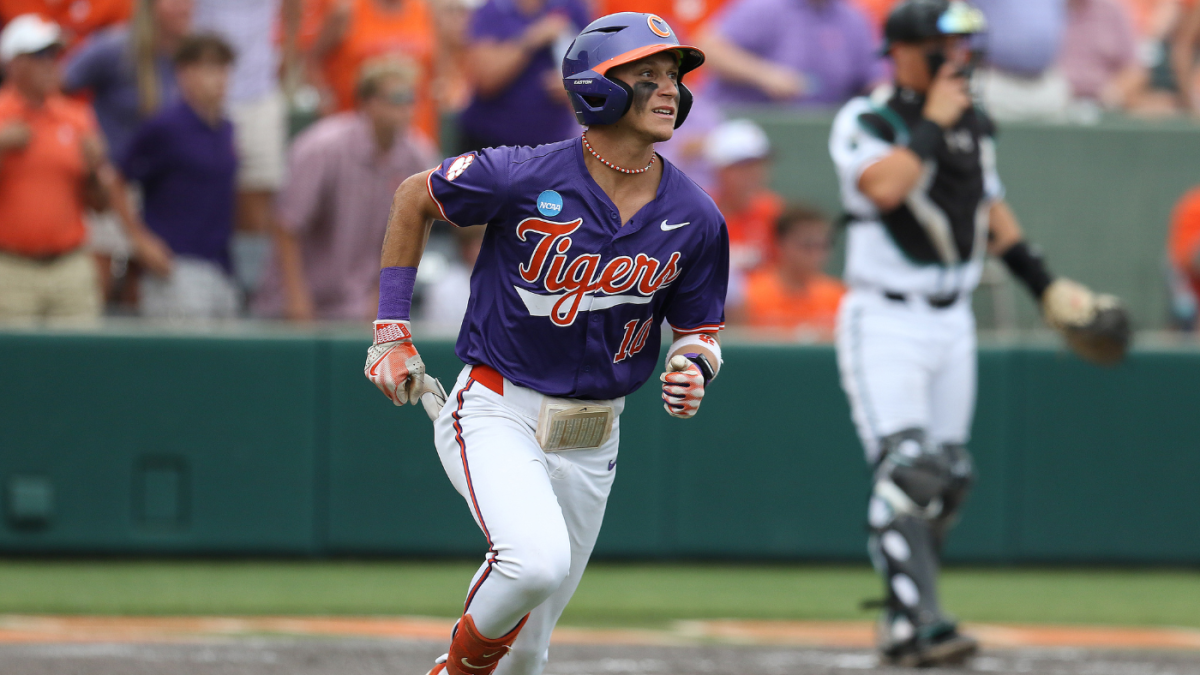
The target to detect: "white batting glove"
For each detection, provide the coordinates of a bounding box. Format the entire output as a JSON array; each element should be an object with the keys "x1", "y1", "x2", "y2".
[
  {"x1": 364, "y1": 320, "x2": 428, "y2": 406},
  {"x1": 661, "y1": 355, "x2": 705, "y2": 419}
]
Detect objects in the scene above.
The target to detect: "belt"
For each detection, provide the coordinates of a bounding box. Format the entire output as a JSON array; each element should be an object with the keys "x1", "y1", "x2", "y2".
[
  {"x1": 0, "y1": 247, "x2": 81, "y2": 264},
  {"x1": 469, "y1": 364, "x2": 505, "y2": 395},
  {"x1": 883, "y1": 290, "x2": 959, "y2": 309}
]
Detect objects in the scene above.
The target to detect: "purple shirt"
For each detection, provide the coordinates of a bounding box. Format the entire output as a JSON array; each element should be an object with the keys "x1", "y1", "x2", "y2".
[
  {"x1": 254, "y1": 113, "x2": 438, "y2": 320},
  {"x1": 62, "y1": 26, "x2": 180, "y2": 160},
  {"x1": 709, "y1": 0, "x2": 882, "y2": 108},
  {"x1": 973, "y1": 0, "x2": 1068, "y2": 76},
  {"x1": 457, "y1": 0, "x2": 590, "y2": 148},
  {"x1": 120, "y1": 100, "x2": 238, "y2": 272},
  {"x1": 1059, "y1": 0, "x2": 1137, "y2": 99},
  {"x1": 428, "y1": 139, "x2": 729, "y2": 400}
]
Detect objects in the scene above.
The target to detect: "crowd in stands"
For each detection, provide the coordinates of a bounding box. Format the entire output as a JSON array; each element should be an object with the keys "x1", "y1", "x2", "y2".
[{"x1": 0, "y1": 0, "x2": 1199, "y2": 335}]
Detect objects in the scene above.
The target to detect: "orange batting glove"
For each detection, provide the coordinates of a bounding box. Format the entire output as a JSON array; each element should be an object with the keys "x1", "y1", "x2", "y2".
[
  {"x1": 661, "y1": 355, "x2": 706, "y2": 419},
  {"x1": 365, "y1": 320, "x2": 427, "y2": 406}
]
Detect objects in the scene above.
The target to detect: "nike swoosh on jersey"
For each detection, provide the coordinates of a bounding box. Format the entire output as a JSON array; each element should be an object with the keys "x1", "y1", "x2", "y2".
[
  {"x1": 660, "y1": 220, "x2": 691, "y2": 231},
  {"x1": 515, "y1": 287, "x2": 654, "y2": 318},
  {"x1": 461, "y1": 658, "x2": 494, "y2": 670}
]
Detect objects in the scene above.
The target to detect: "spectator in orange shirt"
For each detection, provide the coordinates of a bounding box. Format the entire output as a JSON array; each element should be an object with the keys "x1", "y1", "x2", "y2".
[
  {"x1": 0, "y1": 0, "x2": 132, "y2": 48},
  {"x1": 851, "y1": 0, "x2": 899, "y2": 30},
  {"x1": 305, "y1": 0, "x2": 443, "y2": 143},
  {"x1": 1167, "y1": 186, "x2": 1200, "y2": 329},
  {"x1": 738, "y1": 204, "x2": 845, "y2": 340},
  {"x1": 706, "y1": 118, "x2": 782, "y2": 273},
  {"x1": 595, "y1": 0, "x2": 726, "y2": 42},
  {"x1": 0, "y1": 15, "x2": 117, "y2": 324}
]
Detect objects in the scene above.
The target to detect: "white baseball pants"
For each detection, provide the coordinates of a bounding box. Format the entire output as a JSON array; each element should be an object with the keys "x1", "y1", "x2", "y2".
[
  {"x1": 835, "y1": 289, "x2": 977, "y2": 464},
  {"x1": 432, "y1": 365, "x2": 624, "y2": 675}
]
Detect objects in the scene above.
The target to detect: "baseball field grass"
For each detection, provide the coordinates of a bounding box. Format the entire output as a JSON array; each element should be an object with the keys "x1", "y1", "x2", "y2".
[{"x1": 0, "y1": 561, "x2": 1197, "y2": 629}]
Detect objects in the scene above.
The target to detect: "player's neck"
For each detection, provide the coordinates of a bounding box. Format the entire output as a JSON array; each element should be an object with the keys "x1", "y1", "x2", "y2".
[{"x1": 582, "y1": 128, "x2": 656, "y2": 175}]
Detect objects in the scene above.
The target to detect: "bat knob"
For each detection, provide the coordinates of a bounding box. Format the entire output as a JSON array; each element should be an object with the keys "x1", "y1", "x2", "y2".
[{"x1": 668, "y1": 355, "x2": 691, "y2": 372}]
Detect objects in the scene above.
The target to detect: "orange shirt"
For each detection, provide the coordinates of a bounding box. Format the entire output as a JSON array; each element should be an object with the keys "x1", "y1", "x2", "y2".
[
  {"x1": 0, "y1": 0, "x2": 133, "y2": 47},
  {"x1": 851, "y1": 0, "x2": 900, "y2": 30},
  {"x1": 595, "y1": 0, "x2": 726, "y2": 42},
  {"x1": 0, "y1": 87, "x2": 98, "y2": 256},
  {"x1": 307, "y1": 0, "x2": 439, "y2": 142},
  {"x1": 743, "y1": 268, "x2": 845, "y2": 334},
  {"x1": 1169, "y1": 187, "x2": 1200, "y2": 299},
  {"x1": 722, "y1": 189, "x2": 783, "y2": 271}
]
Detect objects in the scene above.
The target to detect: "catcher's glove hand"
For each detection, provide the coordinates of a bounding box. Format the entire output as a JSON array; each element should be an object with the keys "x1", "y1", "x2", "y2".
[{"x1": 1041, "y1": 278, "x2": 1132, "y2": 366}]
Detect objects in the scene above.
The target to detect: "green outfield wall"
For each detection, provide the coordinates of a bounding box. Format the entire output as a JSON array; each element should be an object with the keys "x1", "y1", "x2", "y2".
[{"x1": 2, "y1": 330, "x2": 1198, "y2": 563}]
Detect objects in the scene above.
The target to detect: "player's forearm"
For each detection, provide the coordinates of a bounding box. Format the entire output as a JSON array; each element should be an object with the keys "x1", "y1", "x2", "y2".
[
  {"x1": 467, "y1": 42, "x2": 536, "y2": 98},
  {"x1": 381, "y1": 169, "x2": 440, "y2": 269},
  {"x1": 693, "y1": 31, "x2": 775, "y2": 89},
  {"x1": 989, "y1": 201, "x2": 1053, "y2": 300}
]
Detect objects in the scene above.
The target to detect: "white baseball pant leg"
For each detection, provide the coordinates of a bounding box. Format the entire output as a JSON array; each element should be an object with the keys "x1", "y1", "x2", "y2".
[
  {"x1": 433, "y1": 365, "x2": 622, "y2": 675},
  {"x1": 835, "y1": 289, "x2": 977, "y2": 464}
]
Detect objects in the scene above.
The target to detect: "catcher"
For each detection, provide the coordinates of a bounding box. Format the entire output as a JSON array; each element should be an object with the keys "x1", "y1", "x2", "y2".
[{"x1": 828, "y1": 0, "x2": 1131, "y2": 667}]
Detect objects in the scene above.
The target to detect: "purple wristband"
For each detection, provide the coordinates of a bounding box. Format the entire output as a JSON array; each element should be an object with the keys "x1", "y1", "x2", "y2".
[{"x1": 378, "y1": 266, "x2": 417, "y2": 320}]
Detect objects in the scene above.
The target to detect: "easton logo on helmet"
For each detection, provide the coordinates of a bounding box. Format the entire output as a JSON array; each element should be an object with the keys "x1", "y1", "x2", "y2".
[{"x1": 647, "y1": 14, "x2": 671, "y2": 38}]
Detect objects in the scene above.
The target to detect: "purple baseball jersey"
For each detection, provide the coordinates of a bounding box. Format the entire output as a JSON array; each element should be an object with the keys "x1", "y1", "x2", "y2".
[{"x1": 427, "y1": 138, "x2": 729, "y2": 400}]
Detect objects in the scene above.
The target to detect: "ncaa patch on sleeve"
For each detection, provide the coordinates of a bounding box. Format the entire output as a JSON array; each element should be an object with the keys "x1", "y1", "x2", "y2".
[{"x1": 537, "y1": 190, "x2": 564, "y2": 217}]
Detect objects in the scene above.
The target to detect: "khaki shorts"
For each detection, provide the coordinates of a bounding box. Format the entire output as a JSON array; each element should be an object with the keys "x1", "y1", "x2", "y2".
[
  {"x1": 230, "y1": 90, "x2": 287, "y2": 191},
  {"x1": 0, "y1": 249, "x2": 101, "y2": 327},
  {"x1": 140, "y1": 257, "x2": 241, "y2": 321}
]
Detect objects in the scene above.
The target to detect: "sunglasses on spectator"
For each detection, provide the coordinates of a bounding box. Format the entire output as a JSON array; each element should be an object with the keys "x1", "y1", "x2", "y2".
[{"x1": 382, "y1": 90, "x2": 416, "y2": 105}]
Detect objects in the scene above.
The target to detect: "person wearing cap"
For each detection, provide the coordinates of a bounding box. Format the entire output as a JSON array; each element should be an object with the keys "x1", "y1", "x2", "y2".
[
  {"x1": 705, "y1": 118, "x2": 783, "y2": 274},
  {"x1": 0, "y1": 15, "x2": 115, "y2": 324},
  {"x1": 252, "y1": 56, "x2": 437, "y2": 322},
  {"x1": 364, "y1": 12, "x2": 727, "y2": 675},
  {"x1": 0, "y1": 0, "x2": 132, "y2": 48},
  {"x1": 698, "y1": 0, "x2": 886, "y2": 108},
  {"x1": 828, "y1": 0, "x2": 1128, "y2": 665}
]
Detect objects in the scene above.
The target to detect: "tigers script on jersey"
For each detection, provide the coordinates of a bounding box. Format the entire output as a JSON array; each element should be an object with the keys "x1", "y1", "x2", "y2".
[{"x1": 427, "y1": 139, "x2": 729, "y2": 400}]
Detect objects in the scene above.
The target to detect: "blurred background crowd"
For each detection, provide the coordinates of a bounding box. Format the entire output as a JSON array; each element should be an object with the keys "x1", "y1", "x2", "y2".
[{"x1": 3, "y1": 0, "x2": 1200, "y2": 339}]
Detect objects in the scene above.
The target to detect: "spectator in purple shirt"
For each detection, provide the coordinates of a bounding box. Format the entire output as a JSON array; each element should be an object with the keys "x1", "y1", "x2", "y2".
[
  {"x1": 697, "y1": 0, "x2": 885, "y2": 109},
  {"x1": 253, "y1": 57, "x2": 438, "y2": 322},
  {"x1": 971, "y1": 0, "x2": 1072, "y2": 121},
  {"x1": 456, "y1": 0, "x2": 590, "y2": 151},
  {"x1": 119, "y1": 33, "x2": 240, "y2": 320}
]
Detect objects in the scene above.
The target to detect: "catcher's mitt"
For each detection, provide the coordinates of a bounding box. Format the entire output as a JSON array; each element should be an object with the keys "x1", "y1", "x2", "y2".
[{"x1": 1041, "y1": 278, "x2": 1132, "y2": 366}]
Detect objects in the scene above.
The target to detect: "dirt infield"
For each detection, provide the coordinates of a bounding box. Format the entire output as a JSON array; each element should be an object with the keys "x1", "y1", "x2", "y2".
[
  {"x1": 4, "y1": 638, "x2": 1200, "y2": 675},
  {"x1": 4, "y1": 615, "x2": 1200, "y2": 651},
  {"x1": 2, "y1": 616, "x2": 1200, "y2": 674}
]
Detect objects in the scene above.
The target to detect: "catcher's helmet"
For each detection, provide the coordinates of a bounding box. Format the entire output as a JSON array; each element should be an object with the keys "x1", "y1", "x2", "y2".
[
  {"x1": 562, "y1": 12, "x2": 704, "y2": 129},
  {"x1": 881, "y1": 0, "x2": 986, "y2": 53}
]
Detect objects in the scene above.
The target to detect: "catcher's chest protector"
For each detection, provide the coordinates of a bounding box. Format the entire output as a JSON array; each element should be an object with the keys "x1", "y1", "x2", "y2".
[{"x1": 856, "y1": 89, "x2": 996, "y2": 266}]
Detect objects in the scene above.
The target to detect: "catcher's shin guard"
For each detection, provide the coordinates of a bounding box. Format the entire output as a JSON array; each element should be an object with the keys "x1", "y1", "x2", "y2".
[
  {"x1": 443, "y1": 613, "x2": 529, "y2": 675},
  {"x1": 868, "y1": 430, "x2": 974, "y2": 638}
]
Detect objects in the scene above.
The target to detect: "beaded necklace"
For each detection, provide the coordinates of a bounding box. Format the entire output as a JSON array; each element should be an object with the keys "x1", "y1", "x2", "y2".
[{"x1": 581, "y1": 132, "x2": 656, "y2": 175}]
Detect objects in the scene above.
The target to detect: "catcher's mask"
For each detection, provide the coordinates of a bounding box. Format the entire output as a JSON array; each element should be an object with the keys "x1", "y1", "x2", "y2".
[
  {"x1": 882, "y1": 0, "x2": 987, "y2": 79},
  {"x1": 561, "y1": 12, "x2": 705, "y2": 129}
]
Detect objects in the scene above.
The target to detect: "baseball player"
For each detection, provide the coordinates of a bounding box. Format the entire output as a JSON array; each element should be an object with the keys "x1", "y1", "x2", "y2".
[
  {"x1": 364, "y1": 13, "x2": 728, "y2": 675},
  {"x1": 829, "y1": 0, "x2": 1130, "y2": 667}
]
